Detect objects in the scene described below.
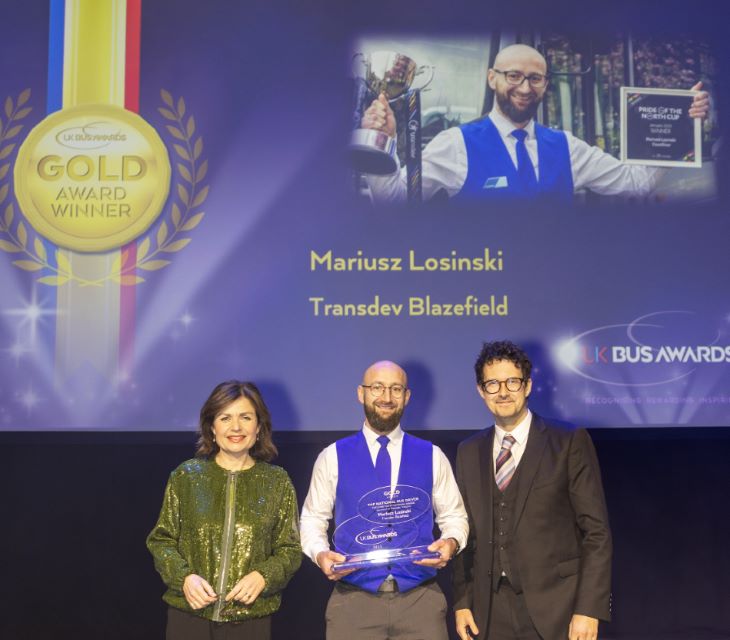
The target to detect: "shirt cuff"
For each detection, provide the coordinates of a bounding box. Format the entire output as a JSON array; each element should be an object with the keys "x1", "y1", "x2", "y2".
[
  {"x1": 439, "y1": 529, "x2": 468, "y2": 554},
  {"x1": 310, "y1": 543, "x2": 331, "y2": 566}
]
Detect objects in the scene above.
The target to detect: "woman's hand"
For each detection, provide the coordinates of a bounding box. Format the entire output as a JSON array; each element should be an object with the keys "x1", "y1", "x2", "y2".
[
  {"x1": 225, "y1": 570, "x2": 266, "y2": 605},
  {"x1": 182, "y1": 574, "x2": 217, "y2": 610}
]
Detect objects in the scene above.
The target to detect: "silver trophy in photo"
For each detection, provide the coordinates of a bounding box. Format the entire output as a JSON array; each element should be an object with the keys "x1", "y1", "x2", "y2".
[{"x1": 350, "y1": 51, "x2": 433, "y2": 175}]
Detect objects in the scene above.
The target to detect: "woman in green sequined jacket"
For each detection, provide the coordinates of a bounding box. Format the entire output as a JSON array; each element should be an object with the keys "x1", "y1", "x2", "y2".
[{"x1": 147, "y1": 381, "x2": 302, "y2": 639}]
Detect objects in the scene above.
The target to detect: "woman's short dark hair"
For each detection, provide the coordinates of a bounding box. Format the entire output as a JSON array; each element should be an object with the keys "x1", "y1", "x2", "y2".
[
  {"x1": 196, "y1": 380, "x2": 278, "y2": 462},
  {"x1": 474, "y1": 340, "x2": 533, "y2": 385}
]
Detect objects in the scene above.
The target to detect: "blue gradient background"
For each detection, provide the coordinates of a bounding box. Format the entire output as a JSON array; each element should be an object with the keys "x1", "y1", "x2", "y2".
[{"x1": 0, "y1": 0, "x2": 728, "y2": 430}]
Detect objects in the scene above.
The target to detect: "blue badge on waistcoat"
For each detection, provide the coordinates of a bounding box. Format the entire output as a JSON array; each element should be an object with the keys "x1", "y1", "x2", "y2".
[{"x1": 483, "y1": 176, "x2": 509, "y2": 189}]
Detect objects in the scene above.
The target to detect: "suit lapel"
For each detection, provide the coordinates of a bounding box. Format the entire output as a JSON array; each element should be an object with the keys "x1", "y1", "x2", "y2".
[
  {"x1": 512, "y1": 414, "x2": 548, "y2": 531},
  {"x1": 477, "y1": 427, "x2": 495, "y2": 535}
]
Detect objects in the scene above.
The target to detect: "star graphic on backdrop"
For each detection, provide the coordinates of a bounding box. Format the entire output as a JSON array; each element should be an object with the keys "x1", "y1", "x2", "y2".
[
  {"x1": 4, "y1": 287, "x2": 57, "y2": 348},
  {"x1": 179, "y1": 311, "x2": 194, "y2": 329},
  {"x1": 170, "y1": 310, "x2": 195, "y2": 341},
  {"x1": 17, "y1": 386, "x2": 41, "y2": 413}
]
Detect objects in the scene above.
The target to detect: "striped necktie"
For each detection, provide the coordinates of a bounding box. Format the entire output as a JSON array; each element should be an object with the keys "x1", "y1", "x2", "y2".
[{"x1": 495, "y1": 434, "x2": 517, "y2": 492}]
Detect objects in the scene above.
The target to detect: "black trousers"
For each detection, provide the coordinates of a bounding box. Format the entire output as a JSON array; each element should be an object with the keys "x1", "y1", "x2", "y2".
[
  {"x1": 487, "y1": 578, "x2": 543, "y2": 640},
  {"x1": 166, "y1": 607, "x2": 271, "y2": 640}
]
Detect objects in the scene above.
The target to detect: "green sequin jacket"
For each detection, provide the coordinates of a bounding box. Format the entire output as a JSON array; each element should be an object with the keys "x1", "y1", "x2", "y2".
[{"x1": 147, "y1": 458, "x2": 302, "y2": 622}]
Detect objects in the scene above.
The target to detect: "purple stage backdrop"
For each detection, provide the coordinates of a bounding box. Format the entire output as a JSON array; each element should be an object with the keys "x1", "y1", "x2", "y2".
[{"x1": 1, "y1": 0, "x2": 728, "y2": 430}]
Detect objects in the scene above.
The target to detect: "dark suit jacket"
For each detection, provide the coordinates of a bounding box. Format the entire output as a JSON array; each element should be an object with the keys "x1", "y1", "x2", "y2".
[{"x1": 452, "y1": 414, "x2": 612, "y2": 640}]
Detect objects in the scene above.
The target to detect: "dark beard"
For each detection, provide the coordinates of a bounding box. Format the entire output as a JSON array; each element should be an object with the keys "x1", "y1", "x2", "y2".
[
  {"x1": 364, "y1": 402, "x2": 403, "y2": 434},
  {"x1": 496, "y1": 90, "x2": 540, "y2": 124}
]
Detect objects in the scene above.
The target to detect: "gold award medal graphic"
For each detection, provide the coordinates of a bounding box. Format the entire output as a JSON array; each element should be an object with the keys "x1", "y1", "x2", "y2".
[{"x1": 14, "y1": 104, "x2": 171, "y2": 252}]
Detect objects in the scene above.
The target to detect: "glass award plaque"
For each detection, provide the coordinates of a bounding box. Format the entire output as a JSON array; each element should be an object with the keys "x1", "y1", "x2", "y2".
[
  {"x1": 331, "y1": 484, "x2": 440, "y2": 571},
  {"x1": 620, "y1": 87, "x2": 702, "y2": 168}
]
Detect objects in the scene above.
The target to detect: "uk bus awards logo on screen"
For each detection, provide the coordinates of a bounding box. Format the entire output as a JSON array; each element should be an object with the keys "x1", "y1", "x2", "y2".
[
  {"x1": 553, "y1": 311, "x2": 730, "y2": 387},
  {"x1": 581, "y1": 344, "x2": 730, "y2": 364}
]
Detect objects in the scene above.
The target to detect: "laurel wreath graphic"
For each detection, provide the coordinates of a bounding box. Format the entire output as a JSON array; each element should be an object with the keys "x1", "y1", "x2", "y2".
[{"x1": 0, "y1": 89, "x2": 207, "y2": 286}]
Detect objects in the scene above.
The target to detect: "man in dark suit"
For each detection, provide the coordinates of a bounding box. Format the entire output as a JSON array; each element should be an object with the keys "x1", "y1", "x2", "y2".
[{"x1": 452, "y1": 341, "x2": 612, "y2": 640}]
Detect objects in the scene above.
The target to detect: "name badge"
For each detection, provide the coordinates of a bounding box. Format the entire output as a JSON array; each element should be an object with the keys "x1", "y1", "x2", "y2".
[{"x1": 483, "y1": 176, "x2": 508, "y2": 189}]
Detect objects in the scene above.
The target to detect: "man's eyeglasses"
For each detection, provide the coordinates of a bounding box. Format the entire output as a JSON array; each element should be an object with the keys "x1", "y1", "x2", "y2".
[
  {"x1": 480, "y1": 377, "x2": 525, "y2": 394},
  {"x1": 361, "y1": 383, "x2": 407, "y2": 398},
  {"x1": 492, "y1": 69, "x2": 548, "y2": 88}
]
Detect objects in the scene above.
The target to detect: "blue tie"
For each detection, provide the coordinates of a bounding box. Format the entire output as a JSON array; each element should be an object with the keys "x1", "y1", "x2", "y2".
[
  {"x1": 375, "y1": 435, "x2": 391, "y2": 488},
  {"x1": 511, "y1": 128, "x2": 537, "y2": 191}
]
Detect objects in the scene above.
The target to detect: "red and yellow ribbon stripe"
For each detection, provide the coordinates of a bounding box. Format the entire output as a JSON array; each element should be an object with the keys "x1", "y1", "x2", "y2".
[{"x1": 48, "y1": 0, "x2": 141, "y2": 383}]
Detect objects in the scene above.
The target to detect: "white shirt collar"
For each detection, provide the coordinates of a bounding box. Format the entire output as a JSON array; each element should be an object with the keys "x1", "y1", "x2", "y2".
[
  {"x1": 495, "y1": 409, "x2": 532, "y2": 446},
  {"x1": 362, "y1": 422, "x2": 403, "y2": 445},
  {"x1": 489, "y1": 108, "x2": 536, "y2": 140}
]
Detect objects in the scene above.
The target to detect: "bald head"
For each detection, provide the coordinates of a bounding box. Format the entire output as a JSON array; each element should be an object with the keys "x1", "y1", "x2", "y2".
[
  {"x1": 493, "y1": 44, "x2": 547, "y2": 75},
  {"x1": 489, "y1": 44, "x2": 548, "y2": 126},
  {"x1": 358, "y1": 360, "x2": 410, "y2": 434},
  {"x1": 362, "y1": 360, "x2": 408, "y2": 386}
]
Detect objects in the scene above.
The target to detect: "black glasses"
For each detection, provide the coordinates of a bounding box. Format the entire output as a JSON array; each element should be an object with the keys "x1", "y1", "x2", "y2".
[
  {"x1": 480, "y1": 377, "x2": 525, "y2": 394},
  {"x1": 492, "y1": 69, "x2": 548, "y2": 88},
  {"x1": 361, "y1": 383, "x2": 407, "y2": 398}
]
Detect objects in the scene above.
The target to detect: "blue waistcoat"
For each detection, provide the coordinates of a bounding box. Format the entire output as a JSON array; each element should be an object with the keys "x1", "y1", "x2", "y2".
[
  {"x1": 455, "y1": 116, "x2": 573, "y2": 201},
  {"x1": 335, "y1": 431, "x2": 436, "y2": 592}
]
